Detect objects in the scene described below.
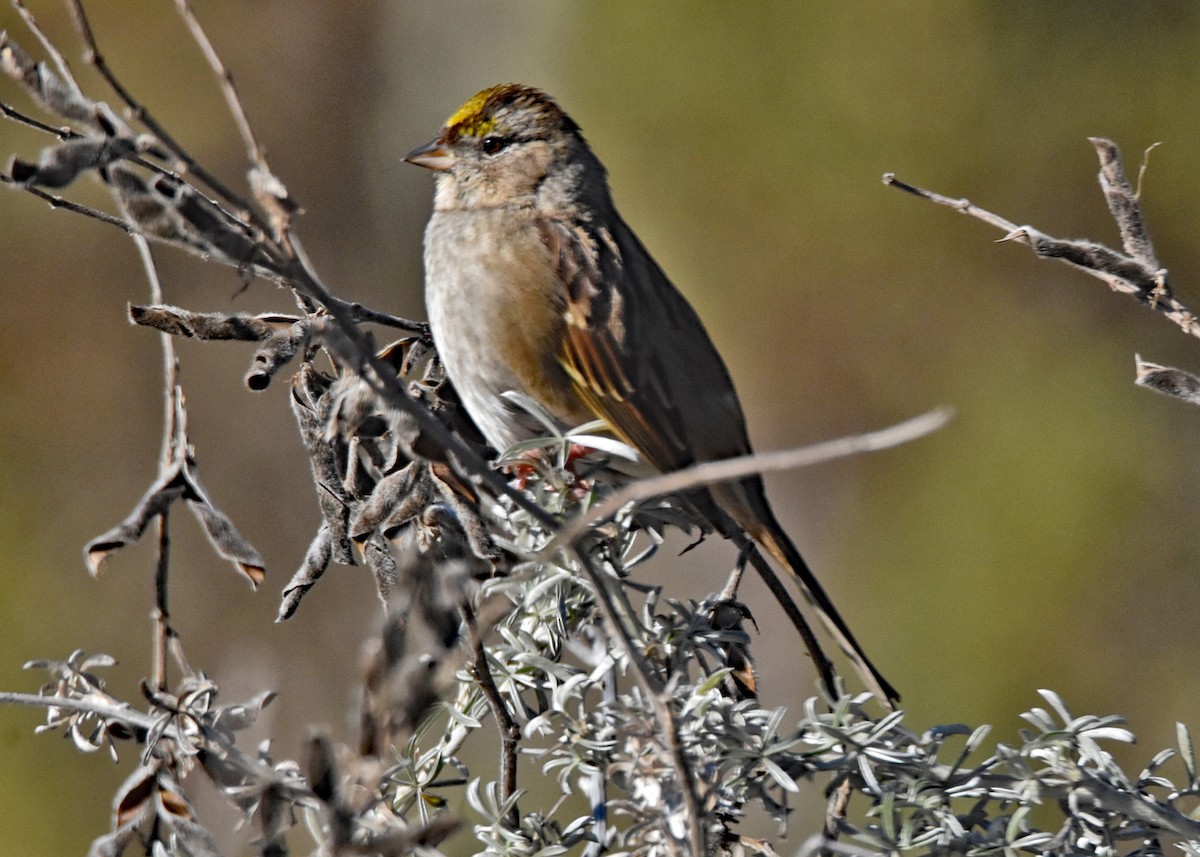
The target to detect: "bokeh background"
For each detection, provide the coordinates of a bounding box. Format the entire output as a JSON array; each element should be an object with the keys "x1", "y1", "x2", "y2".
[{"x1": 3, "y1": 2, "x2": 1200, "y2": 853}]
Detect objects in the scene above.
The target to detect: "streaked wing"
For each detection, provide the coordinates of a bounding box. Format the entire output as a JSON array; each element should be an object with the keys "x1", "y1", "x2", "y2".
[{"x1": 538, "y1": 215, "x2": 752, "y2": 474}]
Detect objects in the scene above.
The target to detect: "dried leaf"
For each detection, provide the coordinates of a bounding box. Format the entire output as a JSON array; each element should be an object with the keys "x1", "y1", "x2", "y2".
[
  {"x1": 361, "y1": 531, "x2": 397, "y2": 603},
  {"x1": 1090, "y1": 137, "x2": 1159, "y2": 269},
  {"x1": 214, "y1": 690, "x2": 276, "y2": 732},
  {"x1": 1134, "y1": 355, "x2": 1200, "y2": 406},
  {"x1": 113, "y1": 764, "x2": 158, "y2": 828},
  {"x1": 291, "y1": 367, "x2": 354, "y2": 564},
  {"x1": 1, "y1": 32, "x2": 97, "y2": 124},
  {"x1": 11, "y1": 135, "x2": 135, "y2": 188},
  {"x1": 185, "y1": 477, "x2": 266, "y2": 588},
  {"x1": 85, "y1": 465, "x2": 188, "y2": 576},
  {"x1": 351, "y1": 463, "x2": 427, "y2": 542},
  {"x1": 277, "y1": 525, "x2": 333, "y2": 621},
  {"x1": 302, "y1": 731, "x2": 337, "y2": 803},
  {"x1": 129, "y1": 304, "x2": 297, "y2": 341}
]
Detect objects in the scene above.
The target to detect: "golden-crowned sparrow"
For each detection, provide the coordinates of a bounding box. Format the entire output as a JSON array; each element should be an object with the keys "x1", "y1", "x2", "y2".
[{"x1": 405, "y1": 84, "x2": 898, "y2": 706}]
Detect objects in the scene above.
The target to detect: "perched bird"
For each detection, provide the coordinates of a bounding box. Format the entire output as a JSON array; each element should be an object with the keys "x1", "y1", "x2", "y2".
[{"x1": 405, "y1": 84, "x2": 898, "y2": 707}]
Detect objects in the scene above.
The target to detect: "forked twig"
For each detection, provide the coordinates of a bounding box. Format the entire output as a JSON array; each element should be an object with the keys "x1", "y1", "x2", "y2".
[
  {"x1": 884, "y1": 139, "x2": 1200, "y2": 341},
  {"x1": 64, "y1": 0, "x2": 263, "y2": 227},
  {"x1": 127, "y1": 229, "x2": 184, "y2": 691}
]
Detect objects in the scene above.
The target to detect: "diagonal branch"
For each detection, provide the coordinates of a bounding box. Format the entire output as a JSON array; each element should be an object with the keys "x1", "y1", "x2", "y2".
[
  {"x1": 547, "y1": 407, "x2": 953, "y2": 556},
  {"x1": 65, "y1": 0, "x2": 263, "y2": 228},
  {"x1": 884, "y1": 138, "x2": 1200, "y2": 341}
]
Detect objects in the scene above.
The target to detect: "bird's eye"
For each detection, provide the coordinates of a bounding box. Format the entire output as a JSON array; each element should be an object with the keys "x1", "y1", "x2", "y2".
[{"x1": 480, "y1": 136, "x2": 511, "y2": 156}]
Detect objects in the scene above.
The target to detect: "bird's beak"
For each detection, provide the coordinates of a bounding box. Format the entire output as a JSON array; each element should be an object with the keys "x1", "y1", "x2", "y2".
[{"x1": 403, "y1": 139, "x2": 455, "y2": 172}]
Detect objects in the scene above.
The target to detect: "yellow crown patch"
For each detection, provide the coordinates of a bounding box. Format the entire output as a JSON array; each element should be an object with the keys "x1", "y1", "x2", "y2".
[{"x1": 444, "y1": 86, "x2": 510, "y2": 137}]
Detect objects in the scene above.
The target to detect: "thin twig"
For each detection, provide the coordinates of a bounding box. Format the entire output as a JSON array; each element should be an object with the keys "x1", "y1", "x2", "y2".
[
  {"x1": 883, "y1": 173, "x2": 1020, "y2": 233},
  {"x1": 547, "y1": 408, "x2": 953, "y2": 557},
  {"x1": 349, "y1": 302, "x2": 431, "y2": 336},
  {"x1": 170, "y1": 0, "x2": 265, "y2": 168},
  {"x1": 65, "y1": 0, "x2": 264, "y2": 228},
  {"x1": 3, "y1": 175, "x2": 134, "y2": 230},
  {"x1": 128, "y1": 229, "x2": 179, "y2": 691},
  {"x1": 12, "y1": 0, "x2": 82, "y2": 94},
  {"x1": 462, "y1": 600, "x2": 520, "y2": 829},
  {"x1": 152, "y1": 509, "x2": 171, "y2": 692},
  {"x1": 1135, "y1": 141, "x2": 1162, "y2": 202},
  {"x1": 0, "y1": 99, "x2": 82, "y2": 137},
  {"x1": 885, "y1": 141, "x2": 1200, "y2": 342},
  {"x1": 0, "y1": 690, "x2": 162, "y2": 733}
]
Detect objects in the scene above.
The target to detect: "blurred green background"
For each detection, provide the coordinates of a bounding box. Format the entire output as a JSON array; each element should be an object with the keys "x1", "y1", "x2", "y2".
[{"x1": 3, "y1": 1, "x2": 1200, "y2": 853}]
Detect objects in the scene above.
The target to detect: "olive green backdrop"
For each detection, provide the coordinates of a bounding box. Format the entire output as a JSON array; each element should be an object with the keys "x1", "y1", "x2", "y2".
[{"x1": 2, "y1": 2, "x2": 1199, "y2": 853}]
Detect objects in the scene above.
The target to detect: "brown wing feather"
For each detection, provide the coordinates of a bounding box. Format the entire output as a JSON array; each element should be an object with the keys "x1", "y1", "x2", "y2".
[
  {"x1": 538, "y1": 213, "x2": 900, "y2": 707},
  {"x1": 539, "y1": 215, "x2": 749, "y2": 473}
]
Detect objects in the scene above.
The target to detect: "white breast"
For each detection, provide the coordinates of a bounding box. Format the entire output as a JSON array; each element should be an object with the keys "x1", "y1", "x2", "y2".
[{"x1": 423, "y1": 207, "x2": 559, "y2": 454}]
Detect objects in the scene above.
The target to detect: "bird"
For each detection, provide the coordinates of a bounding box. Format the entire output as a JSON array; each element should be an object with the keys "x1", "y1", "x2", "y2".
[{"x1": 404, "y1": 83, "x2": 898, "y2": 707}]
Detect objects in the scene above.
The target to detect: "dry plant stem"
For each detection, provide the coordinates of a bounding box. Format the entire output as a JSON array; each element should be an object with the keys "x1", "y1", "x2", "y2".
[
  {"x1": 884, "y1": 141, "x2": 1200, "y2": 340},
  {"x1": 65, "y1": 0, "x2": 262, "y2": 229},
  {"x1": 0, "y1": 97, "x2": 80, "y2": 135},
  {"x1": 463, "y1": 601, "x2": 520, "y2": 829},
  {"x1": 548, "y1": 408, "x2": 952, "y2": 555},
  {"x1": 568, "y1": 545, "x2": 707, "y2": 857},
  {"x1": 132, "y1": 229, "x2": 180, "y2": 692},
  {"x1": 882, "y1": 173, "x2": 1020, "y2": 232},
  {"x1": 13, "y1": 0, "x2": 76, "y2": 88},
  {"x1": 1, "y1": 175, "x2": 133, "y2": 228},
  {"x1": 152, "y1": 509, "x2": 171, "y2": 692},
  {"x1": 719, "y1": 561, "x2": 745, "y2": 601},
  {"x1": 171, "y1": 0, "x2": 264, "y2": 168},
  {"x1": 348, "y1": 302, "x2": 430, "y2": 336},
  {"x1": 0, "y1": 690, "x2": 162, "y2": 733},
  {"x1": 1135, "y1": 142, "x2": 1161, "y2": 201}
]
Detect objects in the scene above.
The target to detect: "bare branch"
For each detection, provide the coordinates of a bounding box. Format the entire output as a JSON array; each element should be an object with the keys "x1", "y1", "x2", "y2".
[
  {"x1": 170, "y1": 0, "x2": 265, "y2": 169},
  {"x1": 463, "y1": 601, "x2": 520, "y2": 829},
  {"x1": 64, "y1": 0, "x2": 263, "y2": 226},
  {"x1": 885, "y1": 140, "x2": 1200, "y2": 341},
  {"x1": 548, "y1": 407, "x2": 953, "y2": 556},
  {"x1": 2, "y1": 172, "x2": 132, "y2": 228}
]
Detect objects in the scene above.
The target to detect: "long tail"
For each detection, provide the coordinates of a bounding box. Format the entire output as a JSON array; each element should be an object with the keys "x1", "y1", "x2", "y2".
[
  {"x1": 712, "y1": 481, "x2": 900, "y2": 708},
  {"x1": 754, "y1": 520, "x2": 899, "y2": 707}
]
